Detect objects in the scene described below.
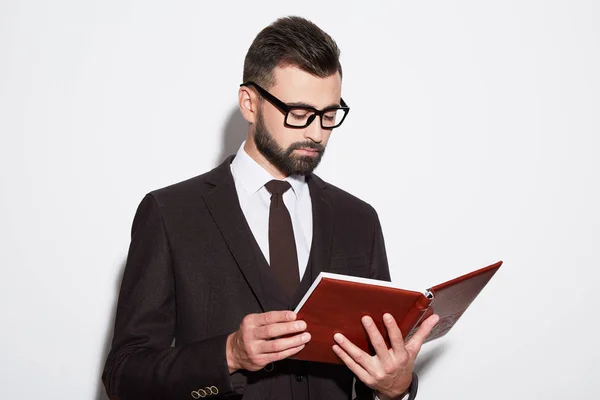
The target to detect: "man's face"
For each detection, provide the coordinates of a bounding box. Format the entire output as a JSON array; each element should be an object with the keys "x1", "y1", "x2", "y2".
[{"x1": 253, "y1": 66, "x2": 342, "y2": 176}]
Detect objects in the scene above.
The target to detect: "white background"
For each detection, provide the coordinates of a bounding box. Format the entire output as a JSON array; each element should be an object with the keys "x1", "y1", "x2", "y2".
[{"x1": 1, "y1": 1, "x2": 598, "y2": 399}]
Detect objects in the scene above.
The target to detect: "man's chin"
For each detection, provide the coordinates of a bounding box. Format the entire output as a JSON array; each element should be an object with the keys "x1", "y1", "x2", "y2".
[{"x1": 287, "y1": 156, "x2": 322, "y2": 175}]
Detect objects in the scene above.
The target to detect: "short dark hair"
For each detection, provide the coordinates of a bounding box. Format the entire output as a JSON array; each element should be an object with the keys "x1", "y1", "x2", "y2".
[{"x1": 242, "y1": 16, "x2": 342, "y2": 89}]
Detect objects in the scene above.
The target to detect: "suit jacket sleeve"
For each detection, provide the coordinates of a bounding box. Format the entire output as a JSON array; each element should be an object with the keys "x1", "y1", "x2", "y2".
[
  {"x1": 102, "y1": 194, "x2": 238, "y2": 400},
  {"x1": 353, "y1": 207, "x2": 419, "y2": 400}
]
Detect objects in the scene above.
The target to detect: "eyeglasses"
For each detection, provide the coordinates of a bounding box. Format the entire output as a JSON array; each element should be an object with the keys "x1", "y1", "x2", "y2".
[{"x1": 240, "y1": 81, "x2": 350, "y2": 130}]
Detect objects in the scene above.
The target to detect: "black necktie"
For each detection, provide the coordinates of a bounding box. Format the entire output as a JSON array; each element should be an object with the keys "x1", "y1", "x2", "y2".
[{"x1": 265, "y1": 180, "x2": 300, "y2": 299}]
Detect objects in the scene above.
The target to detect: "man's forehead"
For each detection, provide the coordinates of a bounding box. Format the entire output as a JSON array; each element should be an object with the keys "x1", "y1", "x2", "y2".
[{"x1": 270, "y1": 66, "x2": 342, "y2": 107}]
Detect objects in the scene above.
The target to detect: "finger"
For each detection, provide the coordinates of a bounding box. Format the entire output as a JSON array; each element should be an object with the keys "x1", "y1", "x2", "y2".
[
  {"x1": 255, "y1": 320, "x2": 307, "y2": 340},
  {"x1": 361, "y1": 315, "x2": 390, "y2": 362},
  {"x1": 332, "y1": 344, "x2": 373, "y2": 388},
  {"x1": 260, "y1": 332, "x2": 311, "y2": 353},
  {"x1": 256, "y1": 310, "x2": 297, "y2": 326},
  {"x1": 266, "y1": 343, "x2": 306, "y2": 363},
  {"x1": 333, "y1": 333, "x2": 372, "y2": 371},
  {"x1": 382, "y1": 313, "x2": 406, "y2": 354},
  {"x1": 406, "y1": 314, "x2": 440, "y2": 356}
]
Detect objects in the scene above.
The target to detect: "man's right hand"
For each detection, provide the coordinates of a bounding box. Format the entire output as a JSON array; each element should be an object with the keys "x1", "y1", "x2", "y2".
[{"x1": 226, "y1": 310, "x2": 311, "y2": 374}]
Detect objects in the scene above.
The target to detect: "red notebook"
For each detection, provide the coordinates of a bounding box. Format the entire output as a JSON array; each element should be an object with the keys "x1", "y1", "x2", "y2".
[{"x1": 290, "y1": 261, "x2": 502, "y2": 364}]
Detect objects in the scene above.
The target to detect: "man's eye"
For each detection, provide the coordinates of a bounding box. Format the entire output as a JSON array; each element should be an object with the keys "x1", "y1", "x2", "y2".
[
  {"x1": 290, "y1": 111, "x2": 309, "y2": 119},
  {"x1": 323, "y1": 111, "x2": 337, "y2": 121}
]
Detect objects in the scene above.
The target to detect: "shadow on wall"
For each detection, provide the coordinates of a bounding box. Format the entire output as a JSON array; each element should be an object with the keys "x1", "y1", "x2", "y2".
[
  {"x1": 95, "y1": 106, "x2": 247, "y2": 400},
  {"x1": 413, "y1": 342, "x2": 448, "y2": 378},
  {"x1": 216, "y1": 105, "x2": 249, "y2": 163},
  {"x1": 95, "y1": 260, "x2": 126, "y2": 400}
]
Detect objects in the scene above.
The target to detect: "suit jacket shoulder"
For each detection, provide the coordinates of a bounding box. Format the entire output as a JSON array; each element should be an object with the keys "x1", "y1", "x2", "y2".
[
  {"x1": 143, "y1": 157, "x2": 234, "y2": 209},
  {"x1": 309, "y1": 173, "x2": 379, "y2": 222}
]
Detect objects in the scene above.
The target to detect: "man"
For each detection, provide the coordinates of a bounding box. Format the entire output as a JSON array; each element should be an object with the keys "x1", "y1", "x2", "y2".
[{"x1": 102, "y1": 16, "x2": 438, "y2": 400}]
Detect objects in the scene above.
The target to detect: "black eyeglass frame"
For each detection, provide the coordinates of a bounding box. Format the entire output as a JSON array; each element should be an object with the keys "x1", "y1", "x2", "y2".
[{"x1": 240, "y1": 81, "x2": 350, "y2": 130}]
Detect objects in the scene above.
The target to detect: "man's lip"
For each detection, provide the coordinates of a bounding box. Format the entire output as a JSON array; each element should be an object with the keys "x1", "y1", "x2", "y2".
[{"x1": 296, "y1": 148, "x2": 320, "y2": 152}]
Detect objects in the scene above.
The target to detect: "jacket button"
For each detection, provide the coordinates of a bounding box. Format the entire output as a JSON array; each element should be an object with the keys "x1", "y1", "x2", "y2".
[
  {"x1": 295, "y1": 375, "x2": 303, "y2": 382},
  {"x1": 263, "y1": 363, "x2": 275, "y2": 372}
]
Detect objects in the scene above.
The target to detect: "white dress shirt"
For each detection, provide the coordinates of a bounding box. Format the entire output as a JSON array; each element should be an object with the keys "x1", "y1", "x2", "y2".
[{"x1": 230, "y1": 141, "x2": 313, "y2": 280}]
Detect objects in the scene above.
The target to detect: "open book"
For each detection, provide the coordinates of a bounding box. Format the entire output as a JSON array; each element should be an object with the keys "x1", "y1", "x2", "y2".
[{"x1": 290, "y1": 261, "x2": 502, "y2": 364}]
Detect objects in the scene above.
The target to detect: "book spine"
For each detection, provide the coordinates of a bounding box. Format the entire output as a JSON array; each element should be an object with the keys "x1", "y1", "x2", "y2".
[{"x1": 401, "y1": 295, "x2": 433, "y2": 342}]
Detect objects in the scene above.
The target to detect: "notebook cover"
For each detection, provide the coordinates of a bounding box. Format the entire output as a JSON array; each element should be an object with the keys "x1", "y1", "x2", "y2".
[
  {"x1": 290, "y1": 261, "x2": 502, "y2": 364},
  {"x1": 420, "y1": 260, "x2": 503, "y2": 343},
  {"x1": 291, "y1": 275, "x2": 429, "y2": 364}
]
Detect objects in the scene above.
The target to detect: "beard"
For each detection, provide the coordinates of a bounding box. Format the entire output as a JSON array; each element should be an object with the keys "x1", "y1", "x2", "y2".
[{"x1": 254, "y1": 110, "x2": 326, "y2": 176}]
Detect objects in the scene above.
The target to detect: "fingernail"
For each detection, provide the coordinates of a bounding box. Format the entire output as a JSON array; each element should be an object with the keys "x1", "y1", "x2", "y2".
[
  {"x1": 334, "y1": 333, "x2": 344, "y2": 343},
  {"x1": 362, "y1": 316, "x2": 372, "y2": 326},
  {"x1": 384, "y1": 314, "x2": 393, "y2": 322},
  {"x1": 288, "y1": 312, "x2": 296, "y2": 321},
  {"x1": 296, "y1": 321, "x2": 307, "y2": 330},
  {"x1": 302, "y1": 333, "x2": 311, "y2": 342}
]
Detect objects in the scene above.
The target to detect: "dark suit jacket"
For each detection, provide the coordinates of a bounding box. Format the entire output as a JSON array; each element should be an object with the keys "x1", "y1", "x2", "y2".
[{"x1": 102, "y1": 156, "x2": 408, "y2": 400}]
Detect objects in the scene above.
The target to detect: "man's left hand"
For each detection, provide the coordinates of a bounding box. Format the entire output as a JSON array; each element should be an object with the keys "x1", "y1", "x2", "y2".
[{"x1": 332, "y1": 313, "x2": 439, "y2": 399}]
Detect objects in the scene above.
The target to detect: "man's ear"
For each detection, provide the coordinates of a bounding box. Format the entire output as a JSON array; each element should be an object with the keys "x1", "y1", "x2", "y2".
[{"x1": 238, "y1": 86, "x2": 258, "y2": 124}]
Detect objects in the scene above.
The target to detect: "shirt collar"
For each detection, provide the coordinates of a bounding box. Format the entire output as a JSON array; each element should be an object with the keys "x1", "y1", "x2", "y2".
[{"x1": 230, "y1": 141, "x2": 307, "y2": 199}]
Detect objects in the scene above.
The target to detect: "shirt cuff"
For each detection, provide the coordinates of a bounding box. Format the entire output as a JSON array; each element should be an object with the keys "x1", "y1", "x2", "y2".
[
  {"x1": 373, "y1": 390, "x2": 410, "y2": 400},
  {"x1": 373, "y1": 371, "x2": 417, "y2": 400}
]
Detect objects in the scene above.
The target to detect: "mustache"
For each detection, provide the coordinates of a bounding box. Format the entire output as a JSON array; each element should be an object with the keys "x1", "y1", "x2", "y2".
[{"x1": 287, "y1": 141, "x2": 325, "y2": 153}]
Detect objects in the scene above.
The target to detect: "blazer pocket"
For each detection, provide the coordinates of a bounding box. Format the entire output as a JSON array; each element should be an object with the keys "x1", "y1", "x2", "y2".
[{"x1": 329, "y1": 254, "x2": 370, "y2": 277}]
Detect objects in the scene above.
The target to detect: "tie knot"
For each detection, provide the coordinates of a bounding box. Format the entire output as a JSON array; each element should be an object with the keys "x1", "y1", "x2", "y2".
[{"x1": 265, "y1": 180, "x2": 292, "y2": 196}]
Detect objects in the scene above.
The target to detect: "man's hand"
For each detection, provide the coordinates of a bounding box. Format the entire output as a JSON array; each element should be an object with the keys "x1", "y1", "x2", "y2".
[
  {"x1": 226, "y1": 311, "x2": 311, "y2": 374},
  {"x1": 332, "y1": 313, "x2": 439, "y2": 399}
]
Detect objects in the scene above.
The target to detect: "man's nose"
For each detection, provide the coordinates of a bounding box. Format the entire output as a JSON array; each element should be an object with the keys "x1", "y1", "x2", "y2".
[{"x1": 304, "y1": 116, "x2": 325, "y2": 143}]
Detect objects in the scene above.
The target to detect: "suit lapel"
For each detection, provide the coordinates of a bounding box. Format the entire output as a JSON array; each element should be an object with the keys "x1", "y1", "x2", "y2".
[
  {"x1": 307, "y1": 174, "x2": 334, "y2": 278},
  {"x1": 289, "y1": 174, "x2": 334, "y2": 308},
  {"x1": 202, "y1": 157, "x2": 267, "y2": 311}
]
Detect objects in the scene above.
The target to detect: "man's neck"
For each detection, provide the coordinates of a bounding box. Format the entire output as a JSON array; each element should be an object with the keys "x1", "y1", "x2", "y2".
[{"x1": 243, "y1": 140, "x2": 288, "y2": 180}]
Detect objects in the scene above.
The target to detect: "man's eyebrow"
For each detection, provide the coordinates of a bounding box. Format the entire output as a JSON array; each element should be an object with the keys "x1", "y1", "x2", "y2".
[{"x1": 287, "y1": 101, "x2": 342, "y2": 109}]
